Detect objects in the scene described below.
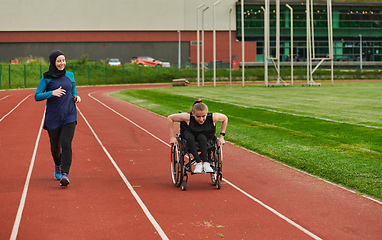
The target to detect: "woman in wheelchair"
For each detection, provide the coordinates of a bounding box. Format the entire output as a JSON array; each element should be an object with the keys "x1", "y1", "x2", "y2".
[{"x1": 167, "y1": 99, "x2": 228, "y2": 173}]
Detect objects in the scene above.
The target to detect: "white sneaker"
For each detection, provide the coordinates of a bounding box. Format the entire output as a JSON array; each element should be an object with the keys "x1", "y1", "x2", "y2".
[
  {"x1": 194, "y1": 163, "x2": 203, "y2": 173},
  {"x1": 203, "y1": 162, "x2": 214, "y2": 173}
]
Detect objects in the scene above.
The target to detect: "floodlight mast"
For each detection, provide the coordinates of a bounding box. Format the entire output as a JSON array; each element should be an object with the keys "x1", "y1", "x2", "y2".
[{"x1": 197, "y1": 3, "x2": 205, "y2": 87}]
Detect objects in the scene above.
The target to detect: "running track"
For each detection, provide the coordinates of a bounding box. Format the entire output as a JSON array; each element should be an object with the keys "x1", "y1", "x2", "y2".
[{"x1": 1, "y1": 84, "x2": 381, "y2": 240}]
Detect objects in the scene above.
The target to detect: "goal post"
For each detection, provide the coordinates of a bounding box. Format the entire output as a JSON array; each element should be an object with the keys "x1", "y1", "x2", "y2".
[
  {"x1": 264, "y1": 0, "x2": 289, "y2": 87},
  {"x1": 304, "y1": 0, "x2": 334, "y2": 86},
  {"x1": 263, "y1": 0, "x2": 334, "y2": 87}
]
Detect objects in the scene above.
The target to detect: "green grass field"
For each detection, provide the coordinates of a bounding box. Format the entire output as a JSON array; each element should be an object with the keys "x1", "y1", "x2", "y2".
[{"x1": 110, "y1": 81, "x2": 382, "y2": 200}]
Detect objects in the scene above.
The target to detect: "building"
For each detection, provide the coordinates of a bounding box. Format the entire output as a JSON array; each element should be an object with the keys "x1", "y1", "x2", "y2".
[
  {"x1": 1, "y1": 0, "x2": 381, "y2": 65},
  {"x1": 241, "y1": 0, "x2": 382, "y2": 62},
  {"x1": 0, "y1": 0, "x2": 255, "y2": 66}
]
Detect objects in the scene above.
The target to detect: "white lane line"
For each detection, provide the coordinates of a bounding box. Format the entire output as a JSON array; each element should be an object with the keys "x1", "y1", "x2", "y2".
[
  {"x1": 0, "y1": 95, "x2": 31, "y2": 122},
  {"x1": 235, "y1": 145, "x2": 382, "y2": 206},
  {"x1": 88, "y1": 92, "x2": 322, "y2": 240},
  {"x1": 223, "y1": 178, "x2": 322, "y2": 240},
  {"x1": 77, "y1": 107, "x2": 169, "y2": 240},
  {"x1": 0, "y1": 95, "x2": 10, "y2": 101},
  {"x1": 88, "y1": 93, "x2": 170, "y2": 147},
  {"x1": 10, "y1": 112, "x2": 45, "y2": 240},
  {"x1": 100, "y1": 91, "x2": 382, "y2": 205}
]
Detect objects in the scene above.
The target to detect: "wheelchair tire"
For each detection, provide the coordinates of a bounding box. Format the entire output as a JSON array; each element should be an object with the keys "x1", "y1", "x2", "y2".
[
  {"x1": 171, "y1": 144, "x2": 183, "y2": 187},
  {"x1": 210, "y1": 145, "x2": 223, "y2": 188},
  {"x1": 216, "y1": 173, "x2": 222, "y2": 189},
  {"x1": 182, "y1": 173, "x2": 188, "y2": 191}
]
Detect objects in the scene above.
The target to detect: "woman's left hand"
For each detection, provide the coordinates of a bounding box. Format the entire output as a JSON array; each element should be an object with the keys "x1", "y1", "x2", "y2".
[{"x1": 73, "y1": 96, "x2": 81, "y2": 103}]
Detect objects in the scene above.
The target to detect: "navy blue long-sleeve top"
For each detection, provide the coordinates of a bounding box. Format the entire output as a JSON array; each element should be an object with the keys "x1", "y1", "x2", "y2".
[{"x1": 35, "y1": 71, "x2": 77, "y2": 130}]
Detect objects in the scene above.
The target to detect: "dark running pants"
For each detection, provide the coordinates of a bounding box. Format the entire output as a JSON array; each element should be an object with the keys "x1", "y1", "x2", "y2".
[
  {"x1": 183, "y1": 130, "x2": 208, "y2": 163},
  {"x1": 47, "y1": 122, "x2": 76, "y2": 174}
]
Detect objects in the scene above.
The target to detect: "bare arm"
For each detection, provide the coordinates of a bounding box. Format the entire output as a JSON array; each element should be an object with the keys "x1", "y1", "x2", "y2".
[
  {"x1": 213, "y1": 113, "x2": 228, "y2": 145},
  {"x1": 167, "y1": 113, "x2": 190, "y2": 145}
]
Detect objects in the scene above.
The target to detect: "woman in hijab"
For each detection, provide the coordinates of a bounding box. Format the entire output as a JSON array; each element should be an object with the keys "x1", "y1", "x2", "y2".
[{"x1": 35, "y1": 49, "x2": 81, "y2": 187}]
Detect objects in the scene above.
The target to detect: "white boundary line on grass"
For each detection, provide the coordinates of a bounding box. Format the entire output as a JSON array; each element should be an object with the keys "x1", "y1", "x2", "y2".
[
  {"x1": 88, "y1": 92, "x2": 322, "y2": 240},
  {"x1": 10, "y1": 111, "x2": 45, "y2": 240},
  {"x1": 0, "y1": 95, "x2": 30, "y2": 122},
  {"x1": 185, "y1": 95, "x2": 382, "y2": 130},
  {"x1": 77, "y1": 106, "x2": 169, "y2": 240}
]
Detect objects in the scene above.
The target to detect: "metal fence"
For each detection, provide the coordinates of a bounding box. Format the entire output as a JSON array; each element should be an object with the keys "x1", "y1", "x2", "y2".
[
  {"x1": 1, "y1": 62, "x2": 382, "y2": 89},
  {"x1": 0, "y1": 64, "x2": 199, "y2": 89}
]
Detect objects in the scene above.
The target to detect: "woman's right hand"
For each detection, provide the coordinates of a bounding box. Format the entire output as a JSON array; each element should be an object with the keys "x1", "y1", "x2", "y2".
[
  {"x1": 170, "y1": 136, "x2": 177, "y2": 146},
  {"x1": 52, "y1": 86, "x2": 66, "y2": 97},
  {"x1": 218, "y1": 135, "x2": 225, "y2": 146}
]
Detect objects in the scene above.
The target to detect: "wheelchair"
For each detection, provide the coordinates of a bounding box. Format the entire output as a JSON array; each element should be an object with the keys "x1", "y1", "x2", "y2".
[{"x1": 171, "y1": 122, "x2": 223, "y2": 191}]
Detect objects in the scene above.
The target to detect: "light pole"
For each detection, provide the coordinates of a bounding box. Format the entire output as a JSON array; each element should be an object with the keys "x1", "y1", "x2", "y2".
[
  {"x1": 241, "y1": 0, "x2": 245, "y2": 86},
  {"x1": 213, "y1": 0, "x2": 221, "y2": 87},
  {"x1": 178, "y1": 30, "x2": 181, "y2": 69},
  {"x1": 286, "y1": 4, "x2": 293, "y2": 85},
  {"x1": 359, "y1": 34, "x2": 362, "y2": 70},
  {"x1": 202, "y1": 6, "x2": 209, "y2": 86},
  {"x1": 229, "y1": 7, "x2": 233, "y2": 85},
  {"x1": 262, "y1": 5, "x2": 268, "y2": 87},
  {"x1": 277, "y1": 0, "x2": 280, "y2": 82},
  {"x1": 197, "y1": 3, "x2": 205, "y2": 87}
]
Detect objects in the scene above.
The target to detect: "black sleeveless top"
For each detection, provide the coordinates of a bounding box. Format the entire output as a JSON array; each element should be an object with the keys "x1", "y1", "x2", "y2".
[{"x1": 188, "y1": 112, "x2": 215, "y2": 138}]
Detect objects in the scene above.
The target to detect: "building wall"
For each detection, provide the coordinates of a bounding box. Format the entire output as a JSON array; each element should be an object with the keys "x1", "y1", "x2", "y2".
[
  {"x1": 0, "y1": 0, "x2": 237, "y2": 31},
  {"x1": 0, "y1": 0, "x2": 257, "y2": 64},
  {"x1": 0, "y1": 31, "x2": 257, "y2": 64},
  {"x1": 0, "y1": 41, "x2": 190, "y2": 66}
]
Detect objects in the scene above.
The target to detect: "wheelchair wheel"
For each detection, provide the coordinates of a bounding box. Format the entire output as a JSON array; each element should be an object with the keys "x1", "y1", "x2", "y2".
[
  {"x1": 171, "y1": 144, "x2": 183, "y2": 187},
  {"x1": 181, "y1": 173, "x2": 188, "y2": 191},
  {"x1": 210, "y1": 145, "x2": 223, "y2": 189},
  {"x1": 215, "y1": 172, "x2": 222, "y2": 189}
]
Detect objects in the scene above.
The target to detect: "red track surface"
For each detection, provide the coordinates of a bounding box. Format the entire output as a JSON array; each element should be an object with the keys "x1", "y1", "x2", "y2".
[{"x1": 1, "y1": 84, "x2": 382, "y2": 240}]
